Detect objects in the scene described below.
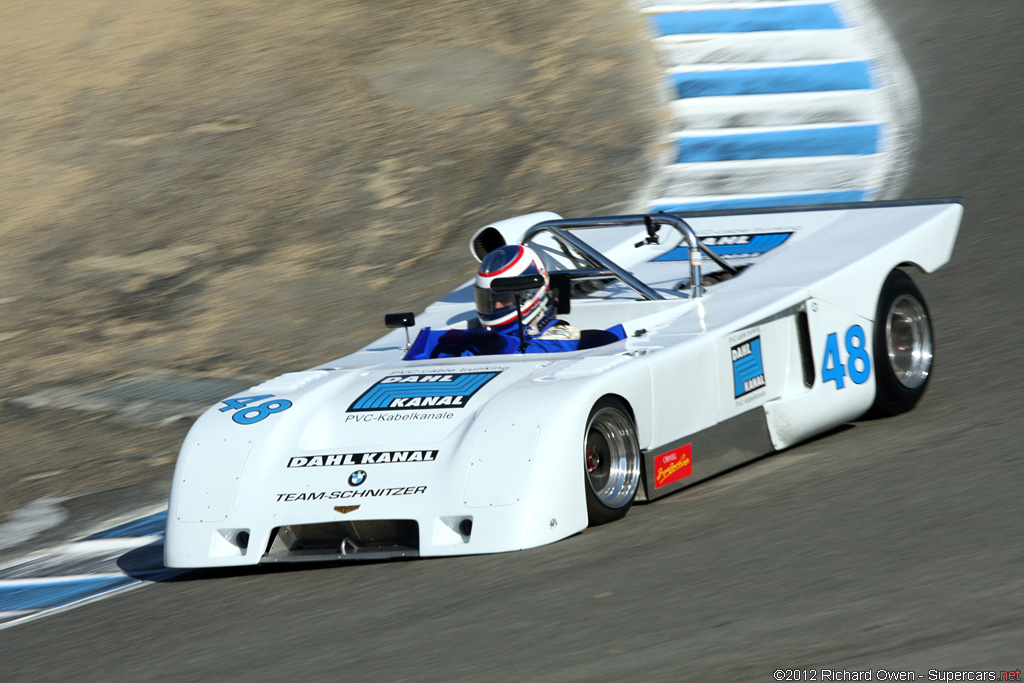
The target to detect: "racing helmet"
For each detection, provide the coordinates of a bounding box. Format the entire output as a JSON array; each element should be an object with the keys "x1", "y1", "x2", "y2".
[{"x1": 474, "y1": 244, "x2": 550, "y2": 329}]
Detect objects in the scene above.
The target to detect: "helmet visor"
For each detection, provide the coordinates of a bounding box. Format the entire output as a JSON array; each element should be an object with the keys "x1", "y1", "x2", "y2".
[{"x1": 474, "y1": 285, "x2": 541, "y2": 324}]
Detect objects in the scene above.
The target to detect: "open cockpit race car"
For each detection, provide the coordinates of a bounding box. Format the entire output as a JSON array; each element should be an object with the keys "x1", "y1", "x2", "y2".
[{"x1": 164, "y1": 199, "x2": 963, "y2": 568}]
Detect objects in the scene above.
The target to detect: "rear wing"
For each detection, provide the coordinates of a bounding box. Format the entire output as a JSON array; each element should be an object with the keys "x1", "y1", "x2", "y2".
[{"x1": 467, "y1": 198, "x2": 964, "y2": 302}]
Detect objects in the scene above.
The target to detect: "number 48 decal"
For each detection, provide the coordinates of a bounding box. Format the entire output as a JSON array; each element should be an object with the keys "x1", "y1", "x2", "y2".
[
  {"x1": 219, "y1": 394, "x2": 293, "y2": 425},
  {"x1": 822, "y1": 325, "x2": 871, "y2": 389}
]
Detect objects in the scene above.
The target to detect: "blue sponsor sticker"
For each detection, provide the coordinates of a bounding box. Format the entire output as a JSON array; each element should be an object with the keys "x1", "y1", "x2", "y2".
[
  {"x1": 655, "y1": 233, "x2": 792, "y2": 262},
  {"x1": 732, "y1": 336, "x2": 766, "y2": 398},
  {"x1": 348, "y1": 372, "x2": 498, "y2": 411}
]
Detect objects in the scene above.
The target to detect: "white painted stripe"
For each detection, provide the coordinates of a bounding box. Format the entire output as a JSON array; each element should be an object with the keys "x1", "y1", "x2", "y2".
[
  {"x1": 666, "y1": 57, "x2": 866, "y2": 73},
  {"x1": 0, "y1": 610, "x2": 33, "y2": 618},
  {"x1": 669, "y1": 120, "x2": 882, "y2": 138},
  {"x1": 654, "y1": 29, "x2": 860, "y2": 65},
  {"x1": 672, "y1": 90, "x2": 879, "y2": 129},
  {"x1": 661, "y1": 155, "x2": 877, "y2": 195},
  {"x1": 64, "y1": 537, "x2": 160, "y2": 553},
  {"x1": 0, "y1": 540, "x2": 160, "y2": 580}
]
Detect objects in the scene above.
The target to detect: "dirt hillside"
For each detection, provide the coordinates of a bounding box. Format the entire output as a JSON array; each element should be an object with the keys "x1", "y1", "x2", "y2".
[{"x1": 0, "y1": 0, "x2": 663, "y2": 535}]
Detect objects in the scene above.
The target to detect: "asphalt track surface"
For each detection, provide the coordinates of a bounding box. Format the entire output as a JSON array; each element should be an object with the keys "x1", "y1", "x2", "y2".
[{"x1": 3, "y1": 2, "x2": 1023, "y2": 680}]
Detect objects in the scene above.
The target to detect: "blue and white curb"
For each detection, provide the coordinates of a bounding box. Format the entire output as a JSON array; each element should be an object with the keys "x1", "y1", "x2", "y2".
[
  {"x1": 0, "y1": 509, "x2": 170, "y2": 630},
  {"x1": 635, "y1": 0, "x2": 919, "y2": 212}
]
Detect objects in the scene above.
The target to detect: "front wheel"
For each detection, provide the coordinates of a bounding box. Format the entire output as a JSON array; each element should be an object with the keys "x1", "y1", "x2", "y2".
[
  {"x1": 869, "y1": 269, "x2": 934, "y2": 417},
  {"x1": 584, "y1": 397, "x2": 642, "y2": 525}
]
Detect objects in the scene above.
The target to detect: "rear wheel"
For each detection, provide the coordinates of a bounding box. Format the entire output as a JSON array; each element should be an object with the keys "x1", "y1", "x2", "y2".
[
  {"x1": 870, "y1": 269, "x2": 934, "y2": 416},
  {"x1": 584, "y1": 398, "x2": 642, "y2": 525}
]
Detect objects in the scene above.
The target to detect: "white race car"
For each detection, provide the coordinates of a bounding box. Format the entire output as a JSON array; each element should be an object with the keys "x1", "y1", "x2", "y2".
[{"x1": 164, "y1": 199, "x2": 963, "y2": 568}]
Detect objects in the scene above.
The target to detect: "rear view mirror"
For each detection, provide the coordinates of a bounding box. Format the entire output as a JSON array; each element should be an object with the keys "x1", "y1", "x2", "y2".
[
  {"x1": 385, "y1": 312, "x2": 415, "y2": 329},
  {"x1": 385, "y1": 312, "x2": 415, "y2": 350}
]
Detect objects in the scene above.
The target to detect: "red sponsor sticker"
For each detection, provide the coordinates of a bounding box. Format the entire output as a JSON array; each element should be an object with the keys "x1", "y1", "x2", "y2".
[{"x1": 654, "y1": 444, "x2": 692, "y2": 488}]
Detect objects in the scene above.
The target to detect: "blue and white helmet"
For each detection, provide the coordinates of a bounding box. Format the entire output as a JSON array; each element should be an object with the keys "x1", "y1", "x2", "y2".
[{"x1": 474, "y1": 245, "x2": 550, "y2": 329}]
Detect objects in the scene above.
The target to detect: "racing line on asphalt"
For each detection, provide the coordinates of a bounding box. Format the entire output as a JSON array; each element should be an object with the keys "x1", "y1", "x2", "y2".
[{"x1": 0, "y1": 0, "x2": 915, "y2": 630}]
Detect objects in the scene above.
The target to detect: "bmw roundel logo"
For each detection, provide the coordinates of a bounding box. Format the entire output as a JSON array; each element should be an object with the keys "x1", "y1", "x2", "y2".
[{"x1": 348, "y1": 470, "x2": 367, "y2": 486}]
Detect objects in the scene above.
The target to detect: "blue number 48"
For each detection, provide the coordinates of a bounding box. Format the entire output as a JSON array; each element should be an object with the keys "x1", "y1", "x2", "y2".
[
  {"x1": 219, "y1": 394, "x2": 293, "y2": 425},
  {"x1": 822, "y1": 325, "x2": 871, "y2": 389},
  {"x1": 219, "y1": 395, "x2": 274, "y2": 411}
]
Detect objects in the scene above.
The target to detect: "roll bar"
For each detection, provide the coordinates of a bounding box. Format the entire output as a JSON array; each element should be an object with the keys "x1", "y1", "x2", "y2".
[{"x1": 522, "y1": 214, "x2": 737, "y2": 300}]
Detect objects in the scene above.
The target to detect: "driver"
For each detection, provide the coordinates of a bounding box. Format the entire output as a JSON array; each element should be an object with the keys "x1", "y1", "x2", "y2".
[
  {"x1": 473, "y1": 244, "x2": 580, "y2": 340},
  {"x1": 424, "y1": 244, "x2": 580, "y2": 358}
]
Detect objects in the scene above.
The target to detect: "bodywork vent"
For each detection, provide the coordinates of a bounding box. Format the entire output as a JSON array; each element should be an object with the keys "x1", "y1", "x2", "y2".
[{"x1": 263, "y1": 520, "x2": 419, "y2": 562}]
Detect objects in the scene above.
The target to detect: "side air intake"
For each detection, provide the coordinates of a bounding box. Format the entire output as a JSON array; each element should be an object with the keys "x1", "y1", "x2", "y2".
[
  {"x1": 468, "y1": 211, "x2": 564, "y2": 262},
  {"x1": 471, "y1": 227, "x2": 506, "y2": 261}
]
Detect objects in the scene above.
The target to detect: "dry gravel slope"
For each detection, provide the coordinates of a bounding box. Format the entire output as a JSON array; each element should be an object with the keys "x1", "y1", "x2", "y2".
[{"x1": 0, "y1": 0, "x2": 663, "y2": 528}]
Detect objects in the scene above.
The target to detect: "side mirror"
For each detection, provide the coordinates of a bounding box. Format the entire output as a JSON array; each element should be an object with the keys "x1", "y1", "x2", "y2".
[
  {"x1": 385, "y1": 312, "x2": 415, "y2": 329},
  {"x1": 385, "y1": 312, "x2": 415, "y2": 350}
]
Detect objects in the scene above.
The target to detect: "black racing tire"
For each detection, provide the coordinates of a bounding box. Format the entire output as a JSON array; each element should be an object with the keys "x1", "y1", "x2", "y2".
[
  {"x1": 869, "y1": 269, "x2": 934, "y2": 417},
  {"x1": 584, "y1": 397, "x2": 642, "y2": 525}
]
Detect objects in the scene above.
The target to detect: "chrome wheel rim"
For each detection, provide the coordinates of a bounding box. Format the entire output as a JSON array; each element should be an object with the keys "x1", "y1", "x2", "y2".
[
  {"x1": 886, "y1": 294, "x2": 932, "y2": 389},
  {"x1": 585, "y1": 407, "x2": 641, "y2": 509}
]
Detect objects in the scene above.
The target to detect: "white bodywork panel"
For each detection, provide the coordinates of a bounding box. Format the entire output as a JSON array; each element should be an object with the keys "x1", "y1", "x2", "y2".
[{"x1": 165, "y1": 200, "x2": 962, "y2": 567}]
